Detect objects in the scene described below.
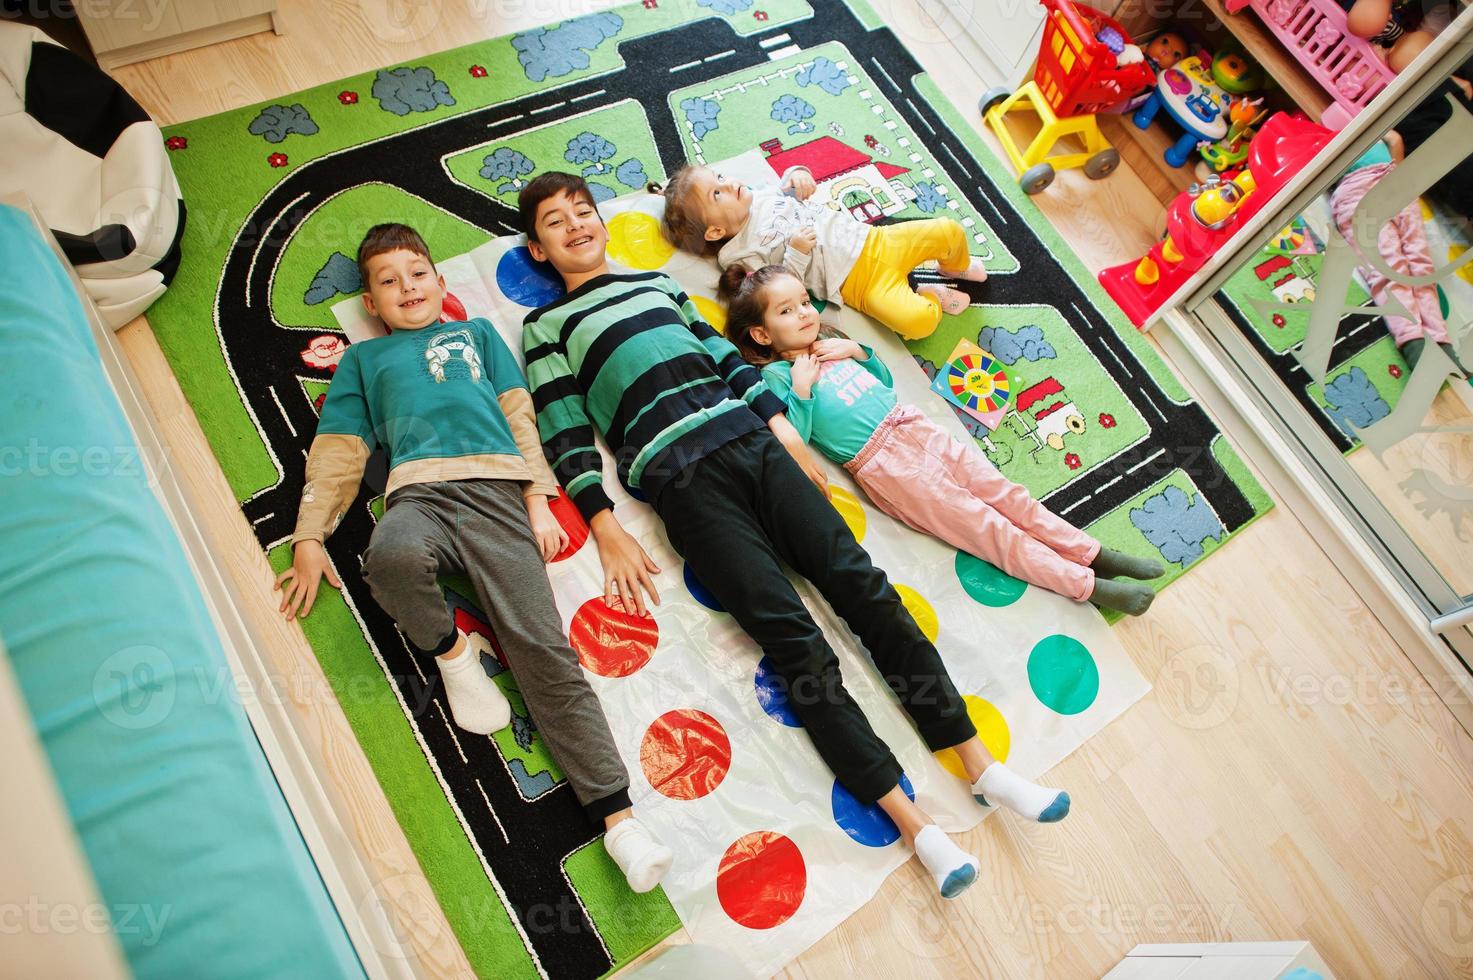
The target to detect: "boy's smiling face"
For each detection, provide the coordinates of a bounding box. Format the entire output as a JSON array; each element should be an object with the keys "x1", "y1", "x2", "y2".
[
  {"x1": 361, "y1": 247, "x2": 445, "y2": 330},
  {"x1": 527, "y1": 189, "x2": 609, "y2": 287}
]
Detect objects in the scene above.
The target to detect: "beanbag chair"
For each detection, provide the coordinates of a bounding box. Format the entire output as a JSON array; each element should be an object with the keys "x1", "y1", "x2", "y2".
[{"x1": 0, "y1": 23, "x2": 183, "y2": 328}]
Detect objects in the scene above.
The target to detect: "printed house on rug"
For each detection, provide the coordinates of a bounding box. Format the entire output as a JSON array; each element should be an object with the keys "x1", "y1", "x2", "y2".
[{"x1": 759, "y1": 135, "x2": 916, "y2": 221}]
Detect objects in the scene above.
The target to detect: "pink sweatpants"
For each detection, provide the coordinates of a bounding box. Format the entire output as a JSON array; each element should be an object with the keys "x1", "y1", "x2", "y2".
[
  {"x1": 1330, "y1": 163, "x2": 1447, "y2": 345},
  {"x1": 845, "y1": 405, "x2": 1100, "y2": 602}
]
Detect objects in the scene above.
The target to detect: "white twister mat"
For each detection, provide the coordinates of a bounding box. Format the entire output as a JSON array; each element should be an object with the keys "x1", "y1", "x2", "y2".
[{"x1": 332, "y1": 174, "x2": 1149, "y2": 977}]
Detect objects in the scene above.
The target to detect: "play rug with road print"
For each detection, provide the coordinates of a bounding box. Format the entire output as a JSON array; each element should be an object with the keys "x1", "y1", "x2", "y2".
[{"x1": 145, "y1": 0, "x2": 1270, "y2": 975}]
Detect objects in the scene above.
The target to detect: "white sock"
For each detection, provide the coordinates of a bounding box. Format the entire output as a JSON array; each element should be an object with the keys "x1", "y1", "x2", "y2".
[
  {"x1": 913, "y1": 825, "x2": 979, "y2": 899},
  {"x1": 604, "y1": 818, "x2": 674, "y2": 894},
  {"x1": 437, "y1": 636, "x2": 511, "y2": 735},
  {"x1": 973, "y1": 762, "x2": 1071, "y2": 823}
]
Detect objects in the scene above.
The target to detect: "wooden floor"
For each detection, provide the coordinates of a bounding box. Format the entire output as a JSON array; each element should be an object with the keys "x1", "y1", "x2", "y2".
[{"x1": 102, "y1": 2, "x2": 1473, "y2": 977}]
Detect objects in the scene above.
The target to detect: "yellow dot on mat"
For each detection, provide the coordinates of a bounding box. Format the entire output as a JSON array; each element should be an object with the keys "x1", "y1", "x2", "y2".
[
  {"x1": 893, "y1": 583, "x2": 938, "y2": 645},
  {"x1": 606, "y1": 211, "x2": 674, "y2": 270},
  {"x1": 1451, "y1": 245, "x2": 1473, "y2": 286},
  {"x1": 935, "y1": 695, "x2": 1011, "y2": 780},
  {"x1": 828, "y1": 486, "x2": 866, "y2": 543},
  {"x1": 692, "y1": 294, "x2": 727, "y2": 335}
]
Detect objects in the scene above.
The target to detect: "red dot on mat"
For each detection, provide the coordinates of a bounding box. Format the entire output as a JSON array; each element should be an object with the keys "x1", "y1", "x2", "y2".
[
  {"x1": 717, "y1": 831, "x2": 807, "y2": 930},
  {"x1": 439, "y1": 290, "x2": 467, "y2": 322},
  {"x1": 453, "y1": 608, "x2": 506, "y2": 668},
  {"x1": 549, "y1": 489, "x2": 589, "y2": 562},
  {"x1": 568, "y1": 597, "x2": 657, "y2": 678},
  {"x1": 640, "y1": 708, "x2": 732, "y2": 801}
]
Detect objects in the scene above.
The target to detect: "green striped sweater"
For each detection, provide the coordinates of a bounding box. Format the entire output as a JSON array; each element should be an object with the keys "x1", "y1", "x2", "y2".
[{"x1": 522, "y1": 271, "x2": 785, "y2": 519}]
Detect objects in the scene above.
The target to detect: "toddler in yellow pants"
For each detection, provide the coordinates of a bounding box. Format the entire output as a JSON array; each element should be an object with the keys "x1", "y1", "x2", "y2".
[{"x1": 653, "y1": 164, "x2": 989, "y2": 340}]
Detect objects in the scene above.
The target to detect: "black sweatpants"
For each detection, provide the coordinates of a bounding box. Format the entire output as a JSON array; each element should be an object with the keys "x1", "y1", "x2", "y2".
[{"x1": 656, "y1": 429, "x2": 976, "y2": 804}]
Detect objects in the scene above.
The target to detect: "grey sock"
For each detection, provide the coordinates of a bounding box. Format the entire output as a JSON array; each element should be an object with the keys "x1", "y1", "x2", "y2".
[
  {"x1": 1090, "y1": 548, "x2": 1164, "y2": 580},
  {"x1": 1090, "y1": 577, "x2": 1156, "y2": 616},
  {"x1": 1438, "y1": 342, "x2": 1469, "y2": 376},
  {"x1": 1400, "y1": 338, "x2": 1426, "y2": 370}
]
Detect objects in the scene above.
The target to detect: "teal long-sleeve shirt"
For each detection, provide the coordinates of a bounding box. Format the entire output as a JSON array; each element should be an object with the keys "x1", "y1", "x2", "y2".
[{"x1": 761, "y1": 345, "x2": 896, "y2": 463}]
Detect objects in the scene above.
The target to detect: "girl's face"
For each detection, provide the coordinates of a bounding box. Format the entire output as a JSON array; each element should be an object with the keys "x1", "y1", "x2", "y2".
[
  {"x1": 689, "y1": 167, "x2": 753, "y2": 242},
  {"x1": 749, "y1": 274, "x2": 820, "y2": 356}
]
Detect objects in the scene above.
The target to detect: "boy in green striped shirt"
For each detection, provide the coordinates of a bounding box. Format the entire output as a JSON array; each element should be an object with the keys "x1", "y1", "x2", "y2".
[{"x1": 520, "y1": 174, "x2": 1068, "y2": 900}]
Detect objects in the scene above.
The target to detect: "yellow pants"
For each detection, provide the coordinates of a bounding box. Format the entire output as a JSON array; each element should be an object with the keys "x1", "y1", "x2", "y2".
[{"x1": 839, "y1": 218, "x2": 970, "y2": 341}]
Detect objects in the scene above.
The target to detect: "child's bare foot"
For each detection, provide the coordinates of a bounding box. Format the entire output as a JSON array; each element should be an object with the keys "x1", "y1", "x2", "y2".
[
  {"x1": 913, "y1": 825, "x2": 979, "y2": 899},
  {"x1": 918, "y1": 283, "x2": 970, "y2": 315},
  {"x1": 972, "y1": 763, "x2": 1071, "y2": 823},
  {"x1": 1089, "y1": 577, "x2": 1156, "y2": 616},
  {"x1": 941, "y1": 257, "x2": 989, "y2": 283}
]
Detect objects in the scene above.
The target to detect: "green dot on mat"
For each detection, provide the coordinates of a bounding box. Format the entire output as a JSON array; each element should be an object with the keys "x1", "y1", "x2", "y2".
[
  {"x1": 1027, "y1": 635, "x2": 1099, "y2": 715},
  {"x1": 955, "y1": 552, "x2": 1028, "y2": 607}
]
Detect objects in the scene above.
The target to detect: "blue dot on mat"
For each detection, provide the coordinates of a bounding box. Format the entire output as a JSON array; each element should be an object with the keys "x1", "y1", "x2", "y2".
[
  {"x1": 496, "y1": 246, "x2": 564, "y2": 308},
  {"x1": 754, "y1": 655, "x2": 801, "y2": 728},
  {"x1": 832, "y1": 772, "x2": 915, "y2": 847},
  {"x1": 617, "y1": 473, "x2": 648, "y2": 503},
  {"x1": 684, "y1": 565, "x2": 724, "y2": 612}
]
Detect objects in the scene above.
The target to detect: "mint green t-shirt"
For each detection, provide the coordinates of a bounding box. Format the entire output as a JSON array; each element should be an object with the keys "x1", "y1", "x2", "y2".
[
  {"x1": 1347, "y1": 141, "x2": 1392, "y2": 174},
  {"x1": 761, "y1": 345, "x2": 896, "y2": 463}
]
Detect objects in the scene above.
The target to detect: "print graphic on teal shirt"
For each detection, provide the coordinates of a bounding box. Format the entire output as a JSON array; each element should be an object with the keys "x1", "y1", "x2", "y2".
[
  {"x1": 762, "y1": 345, "x2": 898, "y2": 463},
  {"x1": 423, "y1": 325, "x2": 485, "y2": 383}
]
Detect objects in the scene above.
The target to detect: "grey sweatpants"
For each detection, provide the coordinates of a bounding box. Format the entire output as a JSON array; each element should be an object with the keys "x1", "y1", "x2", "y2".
[{"x1": 361, "y1": 479, "x2": 631, "y2": 820}]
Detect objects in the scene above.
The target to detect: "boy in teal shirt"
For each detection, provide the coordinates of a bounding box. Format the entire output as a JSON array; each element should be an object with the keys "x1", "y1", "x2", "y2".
[{"x1": 274, "y1": 224, "x2": 672, "y2": 891}]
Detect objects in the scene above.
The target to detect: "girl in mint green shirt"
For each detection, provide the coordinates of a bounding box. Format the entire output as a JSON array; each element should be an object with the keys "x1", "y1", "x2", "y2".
[{"x1": 721, "y1": 264, "x2": 1163, "y2": 617}]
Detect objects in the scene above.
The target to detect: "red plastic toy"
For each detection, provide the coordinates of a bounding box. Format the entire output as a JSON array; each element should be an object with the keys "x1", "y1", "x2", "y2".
[{"x1": 1098, "y1": 112, "x2": 1335, "y2": 327}]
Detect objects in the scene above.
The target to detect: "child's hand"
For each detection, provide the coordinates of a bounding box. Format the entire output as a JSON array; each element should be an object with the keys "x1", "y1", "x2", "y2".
[
  {"x1": 789, "y1": 227, "x2": 817, "y2": 254},
  {"x1": 589, "y1": 511, "x2": 661, "y2": 617},
  {"x1": 791, "y1": 353, "x2": 821, "y2": 397},
  {"x1": 274, "y1": 539, "x2": 342, "y2": 620},
  {"x1": 526, "y1": 494, "x2": 570, "y2": 562},
  {"x1": 813, "y1": 338, "x2": 863, "y2": 363},
  {"x1": 781, "y1": 168, "x2": 817, "y2": 200},
  {"x1": 768, "y1": 413, "x2": 830, "y2": 499},
  {"x1": 1384, "y1": 128, "x2": 1404, "y2": 162}
]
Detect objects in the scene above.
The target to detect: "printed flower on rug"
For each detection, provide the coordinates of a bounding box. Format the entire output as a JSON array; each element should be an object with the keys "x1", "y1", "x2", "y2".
[
  {"x1": 1098, "y1": 413, "x2": 1116, "y2": 428},
  {"x1": 1388, "y1": 363, "x2": 1403, "y2": 379},
  {"x1": 338, "y1": 90, "x2": 359, "y2": 104},
  {"x1": 165, "y1": 135, "x2": 187, "y2": 150},
  {"x1": 267, "y1": 152, "x2": 289, "y2": 168},
  {"x1": 1065, "y1": 453, "x2": 1082, "y2": 470},
  {"x1": 469, "y1": 65, "x2": 488, "y2": 77}
]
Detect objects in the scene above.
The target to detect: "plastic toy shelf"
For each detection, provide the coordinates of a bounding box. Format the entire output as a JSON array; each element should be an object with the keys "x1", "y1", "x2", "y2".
[{"x1": 1197, "y1": 0, "x2": 1333, "y2": 121}]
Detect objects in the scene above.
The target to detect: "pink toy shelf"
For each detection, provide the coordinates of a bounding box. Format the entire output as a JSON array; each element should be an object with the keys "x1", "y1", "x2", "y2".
[{"x1": 1225, "y1": 0, "x2": 1395, "y2": 128}]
